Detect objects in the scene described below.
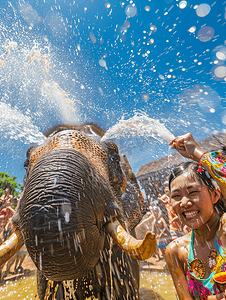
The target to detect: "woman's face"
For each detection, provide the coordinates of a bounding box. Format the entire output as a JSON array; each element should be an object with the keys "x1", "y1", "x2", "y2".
[{"x1": 170, "y1": 172, "x2": 220, "y2": 229}]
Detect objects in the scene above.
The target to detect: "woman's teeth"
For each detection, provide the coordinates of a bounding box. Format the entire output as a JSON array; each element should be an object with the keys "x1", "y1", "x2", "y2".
[{"x1": 183, "y1": 210, "x2": 199, "y2": 218}]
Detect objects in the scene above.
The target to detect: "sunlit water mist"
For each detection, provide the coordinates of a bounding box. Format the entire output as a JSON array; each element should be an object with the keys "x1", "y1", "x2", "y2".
[
  {"x1": 0, "y1": 102, "x2": 46, "y2": 145},
  {"x1": 0, "y1": 38, "x2": 80, "y2": 126}
]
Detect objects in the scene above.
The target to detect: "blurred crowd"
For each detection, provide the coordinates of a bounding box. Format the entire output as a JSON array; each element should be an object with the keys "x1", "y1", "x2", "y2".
[
  {"x1": 0, "y1": 188, "x2": 27, "y2": 280},
  {"x1": 135, "y1": 181, "x2": 191, "y2": 263}
]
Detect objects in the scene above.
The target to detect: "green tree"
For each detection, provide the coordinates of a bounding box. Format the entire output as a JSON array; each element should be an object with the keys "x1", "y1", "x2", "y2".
[{"x1": 0, "y1": 172, "x2": 23, "y2": 197}]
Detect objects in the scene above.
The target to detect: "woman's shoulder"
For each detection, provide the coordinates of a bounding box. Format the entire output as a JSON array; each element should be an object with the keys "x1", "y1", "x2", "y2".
[
  {"x1": 218, "y1": 213, "x2": 226, "y2": 236},
  {"x1": 220, "y1": 213, "x2": 226, "y2": 222},
  {"x1": 218, "y1": 213, "x2": 226, "y2": 231},
  {"x1": 166, "y1": 232, "x2": 191, "y2": 258}
]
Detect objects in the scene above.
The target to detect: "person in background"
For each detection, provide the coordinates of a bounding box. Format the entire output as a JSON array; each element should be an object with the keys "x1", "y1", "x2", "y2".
[
  {"x1": 0, "y1": 199, "x2": 14, "y2": 234},
  {"x1": 153, "y1": 206, "x2": 171, "y2": 261},
  {"x1": 135, "y1": 201, "x2": 168, "y2": 261},
  {"x1": 3, "y1": 218, "x2": 27, "y2": 277},
  {"x1": 166, "y1": 133, "x2": 226, "y2": 300},
  {"x1": 158, "y1": 182, "x2": 186, "y2": 241},
  {"x1": 0, "y1": 188, "x2": 13, "y2": 205},
  {"x1": 135, "y1": 210, "x2": 155, "y2": 240}
]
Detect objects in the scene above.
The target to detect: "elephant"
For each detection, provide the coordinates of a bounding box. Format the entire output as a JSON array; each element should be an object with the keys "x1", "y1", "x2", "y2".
[{"x1": 0, "y1": 124, "x2": 156, "y2": 300}]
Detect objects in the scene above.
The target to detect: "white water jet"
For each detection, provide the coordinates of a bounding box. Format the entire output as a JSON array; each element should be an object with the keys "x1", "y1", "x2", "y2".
[{"x1": 101, "y1": 112, "x2": 175, "y2": 144}]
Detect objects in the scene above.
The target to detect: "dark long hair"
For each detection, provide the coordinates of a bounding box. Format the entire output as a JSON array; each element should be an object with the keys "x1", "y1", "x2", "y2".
[{"x1": 168, "y1": 161, "x2": 226, "y2": 216}]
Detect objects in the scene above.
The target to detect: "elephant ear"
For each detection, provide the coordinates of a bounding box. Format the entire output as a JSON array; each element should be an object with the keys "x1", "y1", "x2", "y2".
[
  {"x1": 120, "y1": 154, "x2": 147, "y2": 232},
  {"x1": 23, "y1": 144, "x2": 40, "y2": 186},
  {"x1": 102, "y1": 141, "x2": 147, "y2": 231},
  {"x1": 102, "y1": 141, "x2": 127, "y2": 196}
]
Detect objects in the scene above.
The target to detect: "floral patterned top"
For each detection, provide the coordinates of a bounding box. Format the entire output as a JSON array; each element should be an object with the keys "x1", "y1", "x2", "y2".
[{"x1": 187, "y1": 230, "x2": 226, "y2": 299}]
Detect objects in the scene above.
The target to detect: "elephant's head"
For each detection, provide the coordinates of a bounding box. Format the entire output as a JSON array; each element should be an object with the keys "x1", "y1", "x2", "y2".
[{"x1": 0, "y1": 124, "x2": 156, "y2": 282}]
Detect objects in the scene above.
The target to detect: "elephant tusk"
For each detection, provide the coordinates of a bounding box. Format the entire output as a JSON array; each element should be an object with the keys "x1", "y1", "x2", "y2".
[
  {"x1": 0, "y1": 229, "x2": 24, "y2": 267},
  {"x1": 106, "y1": 220, "x2": 156, "y2": 260}
]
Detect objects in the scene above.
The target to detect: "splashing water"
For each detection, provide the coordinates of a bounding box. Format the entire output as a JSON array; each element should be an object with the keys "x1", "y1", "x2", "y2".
[
  {"x1": 0, "y1": 102, "x2": 46, "y2": 145},
  {"x1": 101, "y1": 112, "x2": 175, "y2": 144},
  {"x1": 101, "y1": 112, "x2": 176, "y2": 172}
]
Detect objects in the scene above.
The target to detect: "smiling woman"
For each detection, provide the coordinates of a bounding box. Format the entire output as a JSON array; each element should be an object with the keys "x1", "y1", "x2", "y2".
[{"x1": 165, "y1": 133, "x2": 226, "y2": 300}]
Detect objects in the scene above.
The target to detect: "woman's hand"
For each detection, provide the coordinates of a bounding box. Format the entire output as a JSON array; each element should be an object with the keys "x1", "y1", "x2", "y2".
[{"x1": 169, "y1": 133, "x2": 205, "y2": 162}]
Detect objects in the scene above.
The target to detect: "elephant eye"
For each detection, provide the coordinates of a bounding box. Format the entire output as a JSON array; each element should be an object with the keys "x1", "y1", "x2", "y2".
[{"x1": 24, "y1": 159, "x2": 29, "y2": 169}]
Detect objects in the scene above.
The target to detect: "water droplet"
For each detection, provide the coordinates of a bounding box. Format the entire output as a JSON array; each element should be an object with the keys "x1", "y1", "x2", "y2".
[
  {"x1": 89, "y1": 32, "x2": 96, "y2": 44},
  {"x1": 65, "y1": 211, "x2": 70, "y2": 223},
  {"x1": 198, "y1": 26, "x2": 214, "y2": 42},
  {"x1": 200, "y1": 215, "x2": 204, "y2": 224},
  {"x1": 73, "y1": 233, "x2": 78, "y2": 252},
  {"x1": 196, "y1": 4, "x2": 211, "y2": 17},
  {"x1": 124, "y1": 21, "x2": 130, "y2": 28},
  {"x1": 210, "y1": 108, "x2": 215, "y2": 113},
  {"x1": 179, "y1": 1, "x2": 187, "y2": 9},
  {"x1": 99, "y1": 59, "x2": 108, "y2": 70},
  {"x1": 58, "y1": 219, "x2": 62, "y2": 231},
  {"x1": 125, "y1": 4, "x2": 137, "y2": 18},
  {"x1": 216, "y1": 51, "x2": 226, "y2": 61},
  {"x1": 188, "y1": 26, "x2": 196, "y2": 33},
  {"x1": 214, "y1": 66, "x2": 226, "y2": 78},
  {"x1": 39, "y1": 252, "x2": 42, "y2": 270},
  {"x1": 142, "y1": 94, "x2": 150, "y2": 101},
  {"x1": 105, "y1": 3, "x2": 111, "y2": 9}
]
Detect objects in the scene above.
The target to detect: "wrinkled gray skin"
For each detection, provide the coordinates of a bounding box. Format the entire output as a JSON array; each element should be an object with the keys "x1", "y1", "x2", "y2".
[{"x1": 12, "y1": 125, "x2": 145, "y2": 300}]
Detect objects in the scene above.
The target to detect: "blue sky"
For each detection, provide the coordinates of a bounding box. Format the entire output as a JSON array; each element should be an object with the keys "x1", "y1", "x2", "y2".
[{"x1": 0, "y1": 0, "x2": 226, "y2": 185}]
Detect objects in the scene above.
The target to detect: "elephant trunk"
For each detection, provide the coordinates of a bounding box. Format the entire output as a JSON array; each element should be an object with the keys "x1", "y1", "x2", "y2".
[{"x1": 12, "y1": 149, "x2": 117, "y2": 281}]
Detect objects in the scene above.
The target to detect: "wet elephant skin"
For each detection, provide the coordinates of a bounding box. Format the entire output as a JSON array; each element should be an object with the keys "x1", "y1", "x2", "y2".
[{"x1": 12, "y1": 126, "x2": 144, "y2": 300}]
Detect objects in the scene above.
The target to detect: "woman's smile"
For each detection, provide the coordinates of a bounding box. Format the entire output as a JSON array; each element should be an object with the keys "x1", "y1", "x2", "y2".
[{"x1": 182, "y1": 210, "x2": 200, "y2": 220}]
